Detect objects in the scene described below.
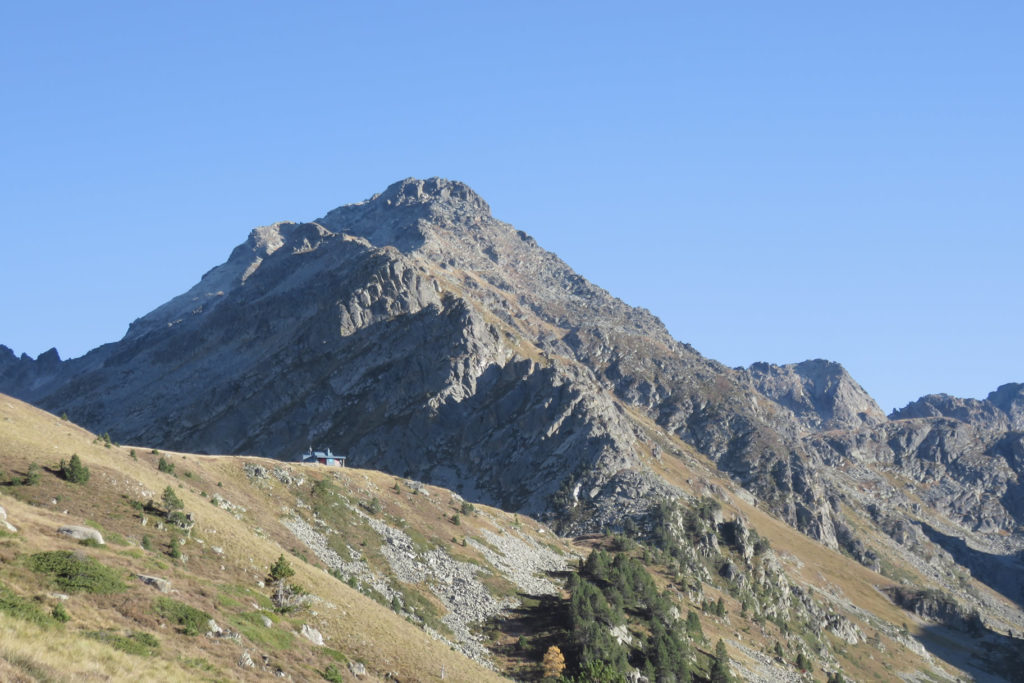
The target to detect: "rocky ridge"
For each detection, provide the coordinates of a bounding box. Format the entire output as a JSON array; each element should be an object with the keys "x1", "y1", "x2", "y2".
[{"x1": 2, "y1": 178, "x2": 1024, "y2": 678}]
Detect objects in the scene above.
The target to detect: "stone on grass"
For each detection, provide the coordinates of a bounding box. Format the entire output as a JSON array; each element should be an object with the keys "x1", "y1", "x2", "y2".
[
  {"x1": 57, "y1": 525, "x2": 103, "y2": 544},
  {"x1": 300, "y1": 623, "x2": 324, "y2": 646},
  {"x1": 136, "y1": 574, "x2": 171, "y2": 593}
]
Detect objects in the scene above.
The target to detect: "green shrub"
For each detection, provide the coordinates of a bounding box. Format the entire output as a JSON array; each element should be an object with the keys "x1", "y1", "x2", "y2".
[
  {"x1": 85, "y1": 630, "x2": 160, "y2": 656},
  {"x1": 24, "y1": 462, "x2": 40, "y2": 486},
  {"x1": 157, "y1": 456, "x2": 175, "y2": 474},
  {"x1": 460, "y1": 501, "x2": 475, "y2": 515},
  {"x1": 59, "y1": 454, "x2": 89, "y2": 484},
  {"x1": 141, "y1": 535, "x2": 153, "y2": 551},
  {"x1": 28, "y1": 551, "x2": 126, "y2": 594},
  {"x1": 154, "y1": 597, "x2": 210, "y2": 636},
  {"x1": 320, "y1": 664, "x2": 345, "y2": 682},
  {"x1": 51, "y1": 602, "x2": 71, "y2": 623},
  {"x1": 0, "y1": 582, "x2": 54, "y2": 626}
]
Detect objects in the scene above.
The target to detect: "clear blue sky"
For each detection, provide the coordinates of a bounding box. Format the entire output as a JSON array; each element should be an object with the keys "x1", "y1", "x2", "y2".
[{"x1": 1, "y1": 2, "x2": 1021, "y2": 413}]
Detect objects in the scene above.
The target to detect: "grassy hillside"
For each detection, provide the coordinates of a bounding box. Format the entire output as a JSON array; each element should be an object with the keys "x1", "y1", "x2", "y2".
[
  {"x1": 1, "y1": 394, "x2": 1015, "y2": 682},
  {"x1": 0, "y1": 394, "x2": 570, "y2": 681}
]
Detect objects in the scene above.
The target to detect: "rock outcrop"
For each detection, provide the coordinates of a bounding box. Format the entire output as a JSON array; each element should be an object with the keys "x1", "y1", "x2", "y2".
[{"x1": 57, "y1": 525, "x2": 104, "y2": 544}]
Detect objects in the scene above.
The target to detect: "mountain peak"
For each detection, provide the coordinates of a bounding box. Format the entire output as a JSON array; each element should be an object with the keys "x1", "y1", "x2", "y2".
[
  {"x1": 743, "y1": 358, "x2": 886, "y2": 431},
  {"x1": 373, "y1": 177, "x2": 490, "y2": 214}
]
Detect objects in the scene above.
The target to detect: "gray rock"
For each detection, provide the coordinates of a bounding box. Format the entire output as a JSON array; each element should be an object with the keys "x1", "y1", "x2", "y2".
[
  {"x1": 206, "y1": 619, "x2": 223, "y2": 636},
  {"x1": 136, "y1": 574, "x2": 171, "y2": 593},
  {"x1": 300, "y1": 623, "x2": 324, "y2": 646},
  {"x1": 238, "y1": 651, "x2": 255, "y2": 668},
  {"x1": 742, "y1": 359, "x2": 886, "y2": 432},
  {"x1": 348, "y1": 660, "x2": 367, "y2": 677},
  {"x1": 261, "y1": 615, "x2": 273, "y2": 628},
  {"x1": 57, "y1": 525, "x2": 103, "y2": 544}
]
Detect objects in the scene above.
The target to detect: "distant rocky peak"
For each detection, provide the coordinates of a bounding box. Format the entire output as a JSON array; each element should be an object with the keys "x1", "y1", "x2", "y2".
[
  {"x1": 890, "y1": 391, "x2": 1015, "y2": 433},
  {"x1": 314, "y1": 177, "x2": 490, "y2": 253},
  {"x1": 744, "y1": 358, "x2": 886, "y2": 432},
  {"x1": 987, "y1": 383, "x2": 1024, "y2": 431},
  {"x1": 373, "y1": 177, "x2": 490, "y2": 214}
]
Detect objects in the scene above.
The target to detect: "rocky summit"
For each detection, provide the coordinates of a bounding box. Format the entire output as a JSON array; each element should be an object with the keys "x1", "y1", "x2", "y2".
[{"x1": 3, "y1": 177, "x2": 1024, "y2": 680}]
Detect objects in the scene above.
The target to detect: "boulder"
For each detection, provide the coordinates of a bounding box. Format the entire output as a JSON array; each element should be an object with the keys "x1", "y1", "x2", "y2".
[
  {"x1": 206, "y1": 619, "x2": 224, "y2": 636},
  {"x1": 57, "y1": 525, "x2": 103, "y2": 544},
  {"x1": 136, "y1": 574, "x2": 171, "y2": 593},
  {"x1": 300, "y1": 623, "x2": 324, "y2": 646}
]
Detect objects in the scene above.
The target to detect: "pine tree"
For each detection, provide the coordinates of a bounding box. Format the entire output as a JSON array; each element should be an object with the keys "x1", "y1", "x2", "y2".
[
  {"x1": 60, "y1": 454, "x2": 90, "y2": 484},
  {"x1": 710, "y1": 639, "x2": 732, "y2": 683},
  {"x1": 161, "y1": 486, "x2": 184, "y2": 517},
  {"x1": 268, "y1": 554, "x2": 295, "y2": 583}
]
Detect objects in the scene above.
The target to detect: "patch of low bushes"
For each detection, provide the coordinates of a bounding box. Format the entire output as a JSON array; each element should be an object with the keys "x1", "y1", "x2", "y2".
[
  {"x1": 0, "y1": 582, "x2": 55, "y2": 626},
  {"x1": 85, "y1": 629, "x2": 160, "y2": 656},
  {"x1": 153, "y1": 596, "x2": 211, "y2": 636},
  {"x1": 28, "y1": 551, "x2": 126, "y2": 594}
]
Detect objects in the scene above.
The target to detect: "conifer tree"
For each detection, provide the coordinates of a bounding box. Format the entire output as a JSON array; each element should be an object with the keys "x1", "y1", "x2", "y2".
[{"x1": 710, "y1": 639, "x2": 733, "y2": 683}]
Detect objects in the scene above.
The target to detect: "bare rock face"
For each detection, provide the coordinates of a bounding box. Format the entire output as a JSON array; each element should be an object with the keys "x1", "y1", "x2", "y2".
[
  {"x1": 891, "y1": 383, "x2": 1024, "y2": 434},
  {"x1": 742, "y1": 359, "x2": 886, "y2": 433}
]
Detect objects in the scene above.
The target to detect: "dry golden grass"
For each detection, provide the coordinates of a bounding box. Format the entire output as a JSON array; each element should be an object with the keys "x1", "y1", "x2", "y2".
[
  {"x1": 0, "y1": 394, "x2": 512, "y2": 682},
  {"x1": 0, "y1": 612, "x2": 192, "y2": 682}
]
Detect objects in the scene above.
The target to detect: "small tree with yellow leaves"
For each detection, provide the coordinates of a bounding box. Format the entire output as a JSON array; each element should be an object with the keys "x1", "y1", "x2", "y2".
[{"x1": 542, "y1": 645, "x2": 565, "y2": 679}]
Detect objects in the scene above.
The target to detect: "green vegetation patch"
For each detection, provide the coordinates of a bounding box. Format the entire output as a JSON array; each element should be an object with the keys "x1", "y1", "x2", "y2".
[
  {"x1": 320, "y1": 663, "x2": 346, "y2": 682},
  {"x1": 397, "y1": 587, "x2": 449, "y2": 635},
  {"x1": 153, "y1": 596, "x2": 211, "y2": 636},
  {"x1": 228, "y1": 611, "x2": 294, "y2": 650},
  {"x1": 0, "y1": 581, "x2": 55, "y2": 627},
  {"x1": 181, "y1": 656, "x2": 218, "y2": 674},
  {"x1": 218, "y1": 583, "x2": 273, "y2": 610},
  {"x1": 319, "y1": 646, "x2": 349, "y2": 663},
  {"x1": 28, "y1": 551, "x2": 126, "y2": 594},
  {"x1": 85, "y1": 630, "x2": 160, "y2": 657}
]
